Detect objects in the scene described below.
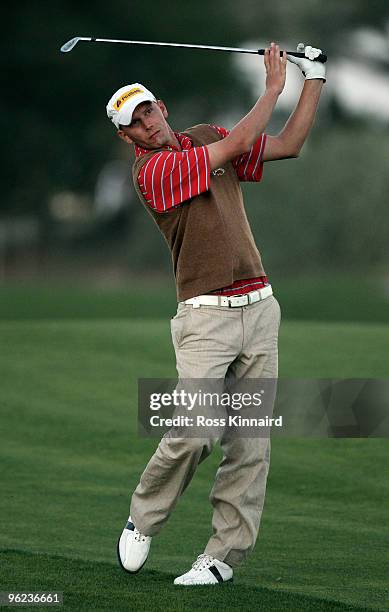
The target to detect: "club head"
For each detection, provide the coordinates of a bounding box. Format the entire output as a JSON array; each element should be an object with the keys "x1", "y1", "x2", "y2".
[{"x1": 60, "y1": 37, "x2": 81, "y2": 53}]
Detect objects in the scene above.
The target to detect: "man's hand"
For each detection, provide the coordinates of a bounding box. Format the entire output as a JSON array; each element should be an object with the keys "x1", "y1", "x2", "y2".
[
  {"x1": 207, "y1": 42, "x2": 286, "y2": 170},
  {"x1": 264, "y1": 42, "x2": 287, "y2": 95},
  {"x1": 287, "y1": 43, "x2": 326, "y2": 82}
]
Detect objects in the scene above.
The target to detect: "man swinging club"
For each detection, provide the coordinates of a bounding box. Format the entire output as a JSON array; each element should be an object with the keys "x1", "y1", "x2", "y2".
[{"x1": 106, "y1": 42, "x2": 326, "y2": 585}]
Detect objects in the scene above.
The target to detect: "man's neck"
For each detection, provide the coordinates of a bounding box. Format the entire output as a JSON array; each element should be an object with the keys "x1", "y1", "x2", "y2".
[{"x1": 166, "y1": 127, "x2": 181, "y2": 150}]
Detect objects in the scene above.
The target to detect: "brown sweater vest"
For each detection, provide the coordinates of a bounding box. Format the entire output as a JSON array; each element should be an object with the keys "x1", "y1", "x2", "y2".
[{"x1": 132, "y1": 124, "x2": 265, "y2": 301}]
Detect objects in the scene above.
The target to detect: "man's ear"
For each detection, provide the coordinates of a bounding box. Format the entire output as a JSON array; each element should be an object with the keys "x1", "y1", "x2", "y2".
[
  {"x1": 157, "y1": 99, "x2": 168, "y2": 119},
  {"x1": 117, "y1": 129, "x2": 133, "y2": 145}
]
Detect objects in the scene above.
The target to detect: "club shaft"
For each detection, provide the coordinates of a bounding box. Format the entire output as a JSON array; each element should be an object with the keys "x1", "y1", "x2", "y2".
[
  {"x1": 61, "y1": 37, "x2": 327, "y2": 62},
  {"x1": 91, "y1": 38, "x2": 257, "y2": 54}
]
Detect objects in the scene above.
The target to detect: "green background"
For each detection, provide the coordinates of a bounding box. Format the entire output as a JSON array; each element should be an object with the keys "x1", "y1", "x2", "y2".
[
  {"x1": 2, "y1": 1, "x2": 389, "y2": 609},
  {"x1": 1, "y1": 286, "x2": 388, "y2": 610}
]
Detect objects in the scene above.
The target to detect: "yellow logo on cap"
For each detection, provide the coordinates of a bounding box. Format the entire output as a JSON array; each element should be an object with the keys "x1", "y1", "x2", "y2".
[{"x1": 115, "y1": 87, "x2": 143, "y2": 110}]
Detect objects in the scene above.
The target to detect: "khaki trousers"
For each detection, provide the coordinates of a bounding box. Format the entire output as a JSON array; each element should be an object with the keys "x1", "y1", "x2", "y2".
[{"x1": 130, "y1": 295, "x2": 281, "y2": 568}]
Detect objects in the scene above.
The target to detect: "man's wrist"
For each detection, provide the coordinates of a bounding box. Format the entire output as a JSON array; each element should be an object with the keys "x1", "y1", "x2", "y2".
[
  {"x1": 264, "y1": 87, "x2": 282, "y2": 98},
  {"x1": 303, "y1": 78, "x2": 325, "y2": 88}
]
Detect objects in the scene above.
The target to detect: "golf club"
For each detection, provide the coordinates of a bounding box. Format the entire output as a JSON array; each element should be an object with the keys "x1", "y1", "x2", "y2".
[{"x1": 60, "y1": 37, "x2": 327, "y2": 62}]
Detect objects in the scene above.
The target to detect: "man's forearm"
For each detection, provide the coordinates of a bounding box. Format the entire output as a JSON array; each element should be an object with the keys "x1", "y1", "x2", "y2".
[
  {"x1": 278, "y1": 79, "x2": 323, "y2": 156},
  {"x1": 228, "y1": 88, "x2": 280, "y2": 152},
  {"x1": 207, "y1": 43, "x2": 286, "y2": 169}
]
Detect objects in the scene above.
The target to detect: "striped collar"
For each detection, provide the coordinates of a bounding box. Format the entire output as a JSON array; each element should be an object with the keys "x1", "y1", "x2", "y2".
[{"x1": 134, "y1": 132, "x2": 193, "y2": 157}]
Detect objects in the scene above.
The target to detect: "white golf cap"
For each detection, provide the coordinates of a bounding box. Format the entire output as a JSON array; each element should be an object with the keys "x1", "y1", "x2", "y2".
[{"x1": 106, "y1": 83, "x2": 157, "y2": 129}]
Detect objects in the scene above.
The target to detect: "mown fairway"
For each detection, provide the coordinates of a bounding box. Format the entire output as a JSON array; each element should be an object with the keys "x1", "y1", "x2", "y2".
[{"x1": 1, "y1": 286, "x2": 389, "y2": 611}]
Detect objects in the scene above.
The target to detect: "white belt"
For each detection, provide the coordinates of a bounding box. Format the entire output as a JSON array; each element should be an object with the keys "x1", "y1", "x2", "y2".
[{"x1": 183, "y1": 285, "x2": 273, "y2": 308}]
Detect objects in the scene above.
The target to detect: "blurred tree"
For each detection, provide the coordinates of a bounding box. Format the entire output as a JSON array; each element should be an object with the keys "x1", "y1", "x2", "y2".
[
  {"x1": 1, "y1": 1, "x2": 389, "y2": 273},
  {"x1": 1, "y1": 0, "x2": 253, "y2": 214}
]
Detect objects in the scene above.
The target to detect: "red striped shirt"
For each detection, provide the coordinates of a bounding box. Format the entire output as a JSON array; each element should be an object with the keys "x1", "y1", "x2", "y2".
[
  {"x1": 135, "y1": 126, "x2": 269, "y2": 297},
  {"x1": 135, "y1": 126, "x2": 266, "y2": 212},
  {"x1": 208, "y1": 276, "x2": 269, "y2": 296}
]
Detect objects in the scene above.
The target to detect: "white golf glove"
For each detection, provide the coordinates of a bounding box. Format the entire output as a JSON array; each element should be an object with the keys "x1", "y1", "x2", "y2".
[{"x1": 287, "y1": 43, "x2": 326, "y2": 82}]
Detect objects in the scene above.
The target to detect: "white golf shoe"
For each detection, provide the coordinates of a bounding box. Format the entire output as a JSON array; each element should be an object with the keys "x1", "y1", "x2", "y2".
[
  {"x1": 174, "y1": 553, "x2": 233, "y2": 585},
  {"x1": 117, "y1": 517, "x2": 151, "y2": 573}
]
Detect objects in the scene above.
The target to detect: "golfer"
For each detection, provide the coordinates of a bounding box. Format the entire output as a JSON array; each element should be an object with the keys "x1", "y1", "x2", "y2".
[{"x1": 106, "y1": 42, "x2": 326, "y2": 585}]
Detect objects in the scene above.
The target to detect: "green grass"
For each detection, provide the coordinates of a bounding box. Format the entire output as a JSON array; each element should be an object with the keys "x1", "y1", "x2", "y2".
[
  {"x1": 1, "y1": 273, "x2": 389, "y2": 323},
  {"x1": 0, "y1": 551, "x2": 375, "y2": 612},
  {"x1": 1, "y1": 318, "x2": 389, "y2": 610}
]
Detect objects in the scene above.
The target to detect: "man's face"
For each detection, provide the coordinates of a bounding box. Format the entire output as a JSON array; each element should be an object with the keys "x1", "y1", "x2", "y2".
[{"x1": 117, "y1": 100, "x2": 171, "y2": 149}]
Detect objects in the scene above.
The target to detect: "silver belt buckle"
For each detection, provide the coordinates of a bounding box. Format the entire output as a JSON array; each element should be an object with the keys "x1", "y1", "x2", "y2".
[
  {"x1": 248, "y1": 290, "x2": 260, "y2": 304},
  {"x1": 228, "y1": 294, "x2": 248, "y2": 308}
]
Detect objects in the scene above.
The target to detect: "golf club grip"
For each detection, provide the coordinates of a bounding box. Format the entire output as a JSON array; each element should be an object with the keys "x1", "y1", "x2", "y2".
[{"x1": 257, "y1": 49, "x2": 327, "y2": 63}]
